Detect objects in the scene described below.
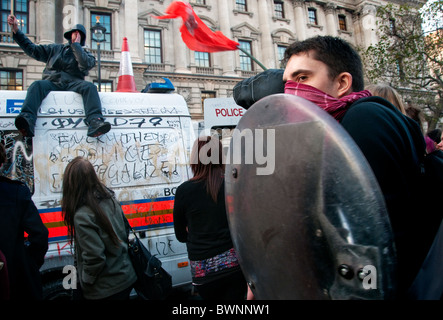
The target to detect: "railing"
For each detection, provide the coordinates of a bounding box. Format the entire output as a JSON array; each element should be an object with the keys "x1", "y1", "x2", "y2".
[
  {"x1": 145, "y1": 63, "x2": 166, "y2": 72},
  {"x1": 89, "y1": 48, "x2": 115, "y2": 61},
  {"x1": 241, "y1": 70, "x2": 259, "y2": 77},
  {"x1": 0, "y1": 32, "x2": 36, "y2": 45},
  {"x1": 195, "y1": 66, "x2": 215, "y2": 75}
]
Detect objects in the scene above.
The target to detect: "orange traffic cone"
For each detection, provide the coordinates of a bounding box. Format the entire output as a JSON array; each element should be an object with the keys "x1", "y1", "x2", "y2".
[{"x1": 116, "y1": 37, "x2": 138, "y2": 92}]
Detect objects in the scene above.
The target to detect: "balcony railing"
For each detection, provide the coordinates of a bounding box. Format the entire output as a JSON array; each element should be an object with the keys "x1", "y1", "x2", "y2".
[
  {"x1": 241, "y1": 70, "x2": 259, "y2": 77},
  {"x1": 0, "y1": 32, "x2": 36, "y2": 45},
  {"x1": 89, "y1": 48, "x2": 115, "y2": 61},
  {"x1": 195, "y1": 66, "x2": 215, "y2": 75},
  {"x1": 145, "y1": 63, "x2": 166, "y2": 72}
]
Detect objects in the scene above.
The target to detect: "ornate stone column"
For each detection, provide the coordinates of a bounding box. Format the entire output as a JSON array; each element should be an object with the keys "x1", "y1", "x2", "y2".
[
  {"x1": 325, "y1": 3, "x2": 337, "y2": 36},
  {"x1": 28, "y1": 0, "x2": 36, "y2": 36},
  {"x1": 125, "y1": 0, "x2": 141, "y2": 62},
  {"x1": 292, "y1": 0, "x2": 306, "y2": 40},
  {"x1": 257, "y1": 0, "x2": 275, "y2": 69},
  {"x1": 36, "y1": 0, "x2": 55, "y2": 44},
  {"x1": 359, "y1": 4, "x2": 377, "y2": 48},
  {"x1": 217, "y1": 0, "x2": 236, "y2": 76},
  {"x1": 61, "y1": 0, "x2": 79, "y2": 44},
  {"x1": 173, "y1": 19, "x2": 191, "y2": 73}
]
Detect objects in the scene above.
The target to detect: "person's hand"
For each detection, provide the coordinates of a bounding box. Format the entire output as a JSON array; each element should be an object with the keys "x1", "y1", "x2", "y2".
[
  {"x1": 7, "y1": 15, "x2": 19, "y2": 33},
  {"x1": 71, "y1": 30, "x2": 81, "y2": 43}
]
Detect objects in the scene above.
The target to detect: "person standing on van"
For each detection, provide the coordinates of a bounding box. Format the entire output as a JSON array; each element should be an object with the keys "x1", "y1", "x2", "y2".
[
  {"x1": 0, "y1": 143, "x2": 48, "y2": 300},
  {"x1": 173, "y1": 136, "x2": 247, "y2": 300},
  {"x1": 7, "y1": 15, "x2": 111, "y2": 138},
  {"x1": 61, "y1": 157, "x2": 136, "y2": 300}
]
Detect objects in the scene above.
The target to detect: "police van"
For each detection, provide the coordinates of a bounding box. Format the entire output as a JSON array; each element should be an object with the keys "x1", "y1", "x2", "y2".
[{"x1": 0, "y1": 90, "x2": 195, "y2": 299}]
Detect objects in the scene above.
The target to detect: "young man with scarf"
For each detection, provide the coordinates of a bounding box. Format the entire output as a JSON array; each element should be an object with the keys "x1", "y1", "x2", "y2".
[{"x1": 233, "y1": 36, "x2": 440, "y2": 299}]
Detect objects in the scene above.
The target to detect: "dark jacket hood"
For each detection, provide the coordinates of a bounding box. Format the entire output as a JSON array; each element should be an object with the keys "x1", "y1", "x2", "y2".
[{"x1": 64, "y1": 24, "x2": 87, "y2": 46}]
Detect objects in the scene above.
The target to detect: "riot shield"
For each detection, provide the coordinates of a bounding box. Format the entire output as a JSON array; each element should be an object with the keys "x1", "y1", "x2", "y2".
[{"x1": 224, "y1": 94, "x2": 397, "y2": 300}]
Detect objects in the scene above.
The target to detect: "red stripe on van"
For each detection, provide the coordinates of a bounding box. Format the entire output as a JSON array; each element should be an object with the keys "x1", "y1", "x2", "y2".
[
  {"x1": 121, "y1": 199, "x2": 174, "y2": 214},
  {"x1": 39, "y1": 199, "x2": 175, "y2": 242}
]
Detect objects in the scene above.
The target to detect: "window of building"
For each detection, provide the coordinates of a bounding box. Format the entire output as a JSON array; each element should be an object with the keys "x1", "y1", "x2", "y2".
[
  {"x1": 389, "y1": 19, "x2": 396, "y2": 34},
  {"x1": 195, "y1": 51, "x2": 210, "y2": 67},
  {"x1": 338, "y1": 15, "x2": 347, "y2": 31},
  {"x1": 308, "y1": 8, "x2": 317, "y2": 25},
  {"x1": 235, "y1": 0, "x2": 247, "y2": 12},
  {"x1": 93, "y1": 80, "x2": 112, "y2": 92},
  {"x1": 277, "y1": 45, "x2": 286, "y2": 65},
  {"x1": 201, "y1": 91, "x2": 216, "y2": 108},
  {"x1": 274, "y1": 1, "x2": 284, "y2": 19},
  {"x1": 239, "y1": 40, "x2": 253, "y2": 71},
  {"x1": 1, "y1": 0, "x2": 28, "y2": 41},
  {"x1": 144, "y1": 29, "x2": 162, "y2": 64},
  {"x1": 0, "y1": 69, "x2": 23, "y2": 90},
  {"x1": 90, "y1": 13, "x2": 112, "y2": 51}
]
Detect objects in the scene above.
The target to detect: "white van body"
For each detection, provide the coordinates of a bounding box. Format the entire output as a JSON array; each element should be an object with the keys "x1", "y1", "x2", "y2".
[{"x1": 0, "y1": 90, "x2": 194, "y2": 299}]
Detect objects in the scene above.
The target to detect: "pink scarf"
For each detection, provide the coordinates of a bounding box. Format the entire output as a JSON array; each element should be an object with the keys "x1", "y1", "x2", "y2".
[{"x1": 284, "y1": 81, "x2": 372, "y2": 121}]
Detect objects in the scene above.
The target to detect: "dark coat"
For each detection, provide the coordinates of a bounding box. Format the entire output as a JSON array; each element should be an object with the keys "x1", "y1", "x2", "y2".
[
  {"x1": 0, "y1": 177, "x2": 48, "y2": 300},
  {"x1": 341, "y1": 97, "x2": 437, "y2": 294},
  {"x1": 12, "y1": 29, "x2": 96, "y2": 87}
]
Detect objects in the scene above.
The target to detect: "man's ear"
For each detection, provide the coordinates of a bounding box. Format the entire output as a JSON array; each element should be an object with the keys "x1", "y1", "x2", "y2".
[{"x1": 336, "y1": 72, "x2": 353, "y2": 97}]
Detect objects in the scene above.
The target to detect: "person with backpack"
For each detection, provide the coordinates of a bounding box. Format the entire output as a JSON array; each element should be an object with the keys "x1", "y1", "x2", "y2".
[
  {"x1": 233, "y1": 36, "x2": 441, "y2": 299},
  {"x1": 0, "y1": 143, "x2": 48, "y2": 300},
  {"x1": 61, "y1": 157, "x2": 137, "y2": 300}
]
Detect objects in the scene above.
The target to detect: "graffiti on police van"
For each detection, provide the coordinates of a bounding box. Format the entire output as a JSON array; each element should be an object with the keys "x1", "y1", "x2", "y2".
[
  {"x1": 0, "y1": 130, "x2": 34, "y2": 193},
  {"x1": 42, "y1": 125, "x2": 186, "y2": 192}
]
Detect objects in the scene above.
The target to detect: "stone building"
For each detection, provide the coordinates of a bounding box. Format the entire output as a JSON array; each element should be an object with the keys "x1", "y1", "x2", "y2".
[{"x1": 0, "y1": 0, "x2": 397, "y2": 121}]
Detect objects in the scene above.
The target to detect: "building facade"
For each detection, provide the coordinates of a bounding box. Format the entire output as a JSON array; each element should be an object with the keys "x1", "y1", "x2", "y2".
[{"x1": 0, "y1": 0, "x2": 397, "y2": 120}]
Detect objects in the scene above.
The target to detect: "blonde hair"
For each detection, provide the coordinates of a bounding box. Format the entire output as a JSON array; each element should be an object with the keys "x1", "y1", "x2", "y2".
[{"x1": 366, "y1": 84, "x2": 406, "y2": 115}]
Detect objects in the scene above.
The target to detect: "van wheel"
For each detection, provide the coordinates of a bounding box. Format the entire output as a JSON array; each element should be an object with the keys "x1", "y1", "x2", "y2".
[{"x1": 42, "y1": 279, "x2": 73, "y2": 300}]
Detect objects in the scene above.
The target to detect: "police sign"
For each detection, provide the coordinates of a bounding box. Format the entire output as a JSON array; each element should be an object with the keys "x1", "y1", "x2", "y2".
[{"x1": 204, "y1": 97, "x2": 246, "y2": 130}]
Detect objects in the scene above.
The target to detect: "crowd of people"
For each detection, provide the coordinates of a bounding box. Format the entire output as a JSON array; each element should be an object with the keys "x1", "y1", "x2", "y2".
[{"x1": 0, "y1": 20, "x2": 441, "y2": 301}]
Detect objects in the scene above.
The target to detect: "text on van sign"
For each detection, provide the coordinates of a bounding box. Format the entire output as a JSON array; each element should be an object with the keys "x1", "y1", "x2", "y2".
[{"x1": 215, "y1": 108, "x2": 243, "y2": 117}]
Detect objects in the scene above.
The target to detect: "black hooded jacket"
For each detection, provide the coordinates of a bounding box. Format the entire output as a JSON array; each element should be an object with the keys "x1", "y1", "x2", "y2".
[{"x1": 12, "y1": 24, "x2": 95, "y2": 87}]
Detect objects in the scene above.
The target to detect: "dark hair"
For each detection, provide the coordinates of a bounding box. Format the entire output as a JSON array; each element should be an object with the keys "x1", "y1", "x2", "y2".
[
  {"x1": 0, "y1": 143, "x2": 5, "y2": 167},
  {"x1": 61, "y1": 157, "x2": 120, "y2": 245},
  {"x1": 190, "y1": 136, "x2": 224, "y2": 203},
  {"x1": 427, "y1": 128, "x2": 442, "y2": 144},
  {"x1": 283, "y1": 36, "x2": 365, "y2": 92}
]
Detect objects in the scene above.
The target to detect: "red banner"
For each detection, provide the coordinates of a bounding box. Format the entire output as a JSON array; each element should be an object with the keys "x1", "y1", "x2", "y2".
[{"x1": 155, "y1": 1, "x2": 239, "y2": 52}]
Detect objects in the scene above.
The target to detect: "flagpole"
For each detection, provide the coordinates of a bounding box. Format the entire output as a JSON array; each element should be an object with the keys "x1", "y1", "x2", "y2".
[
  {"x1": 10, "y1": 0, "x2": 14, "y2": 37},
  {"x1": 237, "y1": 46, "x2": 268, "y2": 71}
]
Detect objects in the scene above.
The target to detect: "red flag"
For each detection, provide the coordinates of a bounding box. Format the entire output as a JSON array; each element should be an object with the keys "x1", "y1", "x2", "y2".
[{"x1": 155, "y1": 1, "x2": 239, "y2": 53}]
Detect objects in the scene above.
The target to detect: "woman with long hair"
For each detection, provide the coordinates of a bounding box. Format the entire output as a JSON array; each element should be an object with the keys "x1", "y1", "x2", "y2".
[
  {"x1": 173, "y1": 136, "x2": 247, "y2": 300},
  {"x1": 61, "y1": 157, "x2": 136, "y2": 300}
]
